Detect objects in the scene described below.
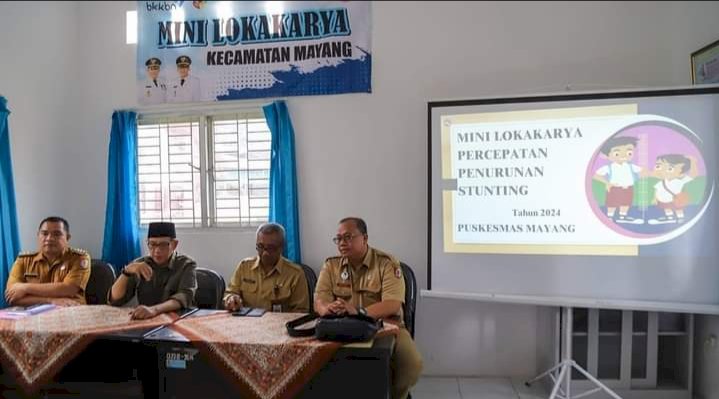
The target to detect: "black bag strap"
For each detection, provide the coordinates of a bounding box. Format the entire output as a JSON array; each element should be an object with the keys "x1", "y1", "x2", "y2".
[
  {"x1": 286, "y1": 313, "x2": 319, "y2": 337},
  {"x1": 662, "y1": 179, "x2": 677, "y2": 196}
]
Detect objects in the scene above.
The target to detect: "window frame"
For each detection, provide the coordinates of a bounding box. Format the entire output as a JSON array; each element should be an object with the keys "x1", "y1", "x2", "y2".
[{"x1": 136, "y1": 104, "x2": 271, "y2": 230}]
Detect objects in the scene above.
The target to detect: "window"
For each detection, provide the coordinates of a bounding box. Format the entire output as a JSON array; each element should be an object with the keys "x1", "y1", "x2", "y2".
[
  {"x1": 137, "y1": 112, "x2": 271, "y2": 228},
  {"x1": 126, "y1": 10, "x2": 137, "y2": 44}
]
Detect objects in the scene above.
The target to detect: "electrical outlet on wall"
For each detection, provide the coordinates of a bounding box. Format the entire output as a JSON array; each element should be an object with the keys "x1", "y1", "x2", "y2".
[{"x1": 704, "y1": 334, "x2": 717, "y2": 350}]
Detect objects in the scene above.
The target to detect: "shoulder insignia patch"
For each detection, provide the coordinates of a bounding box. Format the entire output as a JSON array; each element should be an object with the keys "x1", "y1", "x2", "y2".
[
  {"x1": 373, "y1": 248, "x2": 399, "y2": 264},
  {"x1": 80, "y1": 259, "x2": 89, "y2": 269},
  {"x1": 395, "y1": 267, "x2": 402, "y2": 279},
  {"x1": 70, "y1": 247, "x2": 88, "y2": 255}
]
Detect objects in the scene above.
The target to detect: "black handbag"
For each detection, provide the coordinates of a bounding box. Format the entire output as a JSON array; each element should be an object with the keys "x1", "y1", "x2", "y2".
[{"x1": 286, "y1": 313, "x2": 383, "y2": 342}]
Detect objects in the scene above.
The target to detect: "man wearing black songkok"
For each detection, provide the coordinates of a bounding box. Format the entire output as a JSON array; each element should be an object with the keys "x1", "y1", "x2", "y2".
[{"x1": 108, "y1": 222, "x2": 197, "y2": 320}]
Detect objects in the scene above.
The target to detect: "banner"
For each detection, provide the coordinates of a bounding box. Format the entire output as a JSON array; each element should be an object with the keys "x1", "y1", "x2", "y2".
[{"x1": 137, "y1": 1, "x2": 371, "y2": 105}]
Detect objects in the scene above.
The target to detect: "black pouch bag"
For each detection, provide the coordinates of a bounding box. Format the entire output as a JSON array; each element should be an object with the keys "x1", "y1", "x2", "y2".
[{"x1": 286, "y1": 313, "x2": 383, "y2": 342}]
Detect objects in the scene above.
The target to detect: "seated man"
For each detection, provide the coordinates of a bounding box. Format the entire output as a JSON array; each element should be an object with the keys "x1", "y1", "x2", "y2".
[
  {"x1": 5, "y1": 216, "x2": 91, "y2": 306},
  {"x1": 109, "y1": 222, "x2": 197, "y2": 319},
  {"x1": 315, "y1": 217, "x2": 423, "y2": 399},
  {"x1": 224, "y1": 222, "x2": 309, "y2": 313}
]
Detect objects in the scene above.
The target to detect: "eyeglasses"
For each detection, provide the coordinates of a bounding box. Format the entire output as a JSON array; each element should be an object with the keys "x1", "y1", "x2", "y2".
[
  {"x1": 332, "y1": 234, "x2": 362, "y2": 245},
  {"x1": 147, "y1": 241, "x2": 172, "y2": 250},
  {"x1": 256, "y1": 243, "x2": 280, "y2": 253}
]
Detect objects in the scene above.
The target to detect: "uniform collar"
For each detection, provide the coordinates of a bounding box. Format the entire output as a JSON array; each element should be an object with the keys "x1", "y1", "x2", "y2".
[
  {"x1": 35, "y1": 247, "x2": 69, "y2": 266},
  {"x1": 252, "y1": 255, "x2": 285, "y2": 276},
  {"x1": 341, "y1": 246, "x2": 373, "y2": 270}
]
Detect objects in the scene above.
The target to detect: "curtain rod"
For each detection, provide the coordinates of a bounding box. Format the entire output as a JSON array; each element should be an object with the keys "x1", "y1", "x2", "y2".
[{"x1": 125, "y1": 97, "x2": 285, "y2": 117}]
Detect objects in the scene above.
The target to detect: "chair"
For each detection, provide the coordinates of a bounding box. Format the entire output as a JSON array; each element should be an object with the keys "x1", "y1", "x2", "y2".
[
  {"x1": 301, "y1": 264, "x2": 317, "y2": 313},
  {"x1": 400, "y1": 262, "x2": 417, "y2": 338},
  {"x1": 85, "y1": 259, "x2": 116, "y2": 305},
  {"x1": 194, "y1": 268, "x2": 226, "y2": 309}
]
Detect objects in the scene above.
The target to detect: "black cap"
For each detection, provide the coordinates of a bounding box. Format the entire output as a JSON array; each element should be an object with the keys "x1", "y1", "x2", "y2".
[
  {"x1": 148, "y1": 222, "x2": 176, "y2": 239},
  {"x1": 145, "y1": 57, "x2": 162, "y2": 67},
  {"x1": 176, "y1": 55, "x2": 191, "y2": 66}
]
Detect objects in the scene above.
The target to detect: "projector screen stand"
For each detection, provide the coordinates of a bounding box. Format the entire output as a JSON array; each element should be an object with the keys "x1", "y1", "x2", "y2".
[{"x1": 525, "y1": 307, "x2": 623, "y2": 399}]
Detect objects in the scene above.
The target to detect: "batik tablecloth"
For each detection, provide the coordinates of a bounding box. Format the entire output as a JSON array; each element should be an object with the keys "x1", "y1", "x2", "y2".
[
  {"x1": 0, "y1": 305, "x2": 175, "y2": 393},
  {"x1": 170, "y1": 312, "x2": 398, "y2": 399}
]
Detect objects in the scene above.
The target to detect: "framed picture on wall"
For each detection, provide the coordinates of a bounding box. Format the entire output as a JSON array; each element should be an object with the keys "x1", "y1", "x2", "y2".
[{"x1": 691, "y1": 39, "x2": 719, "y2": 85}]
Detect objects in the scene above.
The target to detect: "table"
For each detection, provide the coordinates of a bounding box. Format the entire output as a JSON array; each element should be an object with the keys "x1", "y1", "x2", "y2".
[
  {"x1": 144, "y1": 310, "x2": 395, "y2": 399},
  {"x1": 0, "y1": 305, "x2": 174, "y2": 398},
  {"x1": 0, "y1": 307, "x2": 396, "y2": 399}
]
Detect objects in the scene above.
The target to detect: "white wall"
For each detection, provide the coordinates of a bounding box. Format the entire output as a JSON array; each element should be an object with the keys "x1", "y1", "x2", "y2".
[
  {"x1": 2, "y1": 0, "x2": 719, "y2": 389},
  {"x1": 0, "y1": 1, "x2": 80, "y2": 246}
]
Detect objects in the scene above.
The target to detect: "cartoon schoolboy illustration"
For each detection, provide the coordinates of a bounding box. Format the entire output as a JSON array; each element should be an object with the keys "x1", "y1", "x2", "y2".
[
  {"x1": 593, "y1": 136, "x2": 644, "y2": 224},
  {"x1": 649, "y1": 154, "x2": 698, "y2": 225}
]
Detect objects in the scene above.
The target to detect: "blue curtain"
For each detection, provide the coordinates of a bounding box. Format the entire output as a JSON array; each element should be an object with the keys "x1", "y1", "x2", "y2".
[
  {"x1": 263, "y1": 100, "x2": 301, "y2": 263},
  {"x1": 102, "y1": 111, "x2": 141, "y2": 273},
  {"x1": 0, "y1": 97, "x2": 20, "y2": 307}
]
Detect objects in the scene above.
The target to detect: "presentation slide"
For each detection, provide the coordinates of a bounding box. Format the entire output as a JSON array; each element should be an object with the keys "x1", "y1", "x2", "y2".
[
  {"x1": 444, "y1": 105, "x2": 711, "y2": 255},
  {"x1": 428, "y1": 88, "x2": 719, "y2": 310}
]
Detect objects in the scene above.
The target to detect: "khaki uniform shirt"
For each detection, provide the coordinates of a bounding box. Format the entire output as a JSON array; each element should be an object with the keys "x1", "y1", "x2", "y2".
[
  {"x1": 224, "y1": 256, "x2": 310, "y2": 313},
  {"x1": 315, "y1": 246, "x2": 405, "y2": 323},
  {"x1": 109, "y1": 252, "x2": 197, "y2": 308},
  {"x1": 7, "y1": 248, "x2": 92, "y2": 304}
]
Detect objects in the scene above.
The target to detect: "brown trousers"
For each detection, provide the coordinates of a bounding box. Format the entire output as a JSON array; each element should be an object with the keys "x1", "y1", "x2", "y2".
[{"x1": 391, "y1": 328, "x2": 423, "y2": 399}]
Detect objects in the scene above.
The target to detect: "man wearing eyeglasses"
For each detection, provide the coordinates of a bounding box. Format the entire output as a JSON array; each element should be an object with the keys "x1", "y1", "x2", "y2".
[
  {"x1": 315, "y1": 217, "x2": 423, "y2": 399},
  {"x1": 108, "y1": 222, "x2": 197, "y2": 320},
  {"x1": 223, "y1": 223, "x2": 309, "y2": 313},
  {"x1": 5, "y1": 216, "x2": 91, "y2": 306}
]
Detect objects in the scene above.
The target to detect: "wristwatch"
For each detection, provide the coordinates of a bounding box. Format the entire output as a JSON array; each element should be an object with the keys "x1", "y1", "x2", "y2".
[
  {"x1": 357, "y1": 307, "x2": 368, "y2": 317},
  {"x1": 121, "y1": 268, "x2": 134, "y2": 277}
]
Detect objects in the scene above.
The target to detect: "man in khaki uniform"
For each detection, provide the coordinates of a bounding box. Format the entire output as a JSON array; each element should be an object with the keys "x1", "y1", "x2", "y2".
[
  {"x1": 224, "y1": 223, "x2": 309, "y2": 313},
  {"x1": 315, "y1": 217, "x2": 423, "y2": 399},
  {"x1": 5, "y1": 216, "x2": 91, "y2": 306}
]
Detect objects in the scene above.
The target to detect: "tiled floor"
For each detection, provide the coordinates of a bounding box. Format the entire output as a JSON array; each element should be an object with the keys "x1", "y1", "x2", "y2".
[{"x1": 413, "y1": 376, "x2": 548, "y2": 399}]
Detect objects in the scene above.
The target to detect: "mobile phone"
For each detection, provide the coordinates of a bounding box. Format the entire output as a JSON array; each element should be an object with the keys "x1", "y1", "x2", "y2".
[
  {"x1": 232, "y1": 307, "x2": 252, "y2": 316},
  {"x1": 246, "y1": 308, "x2": 266, "y2": 317}
]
